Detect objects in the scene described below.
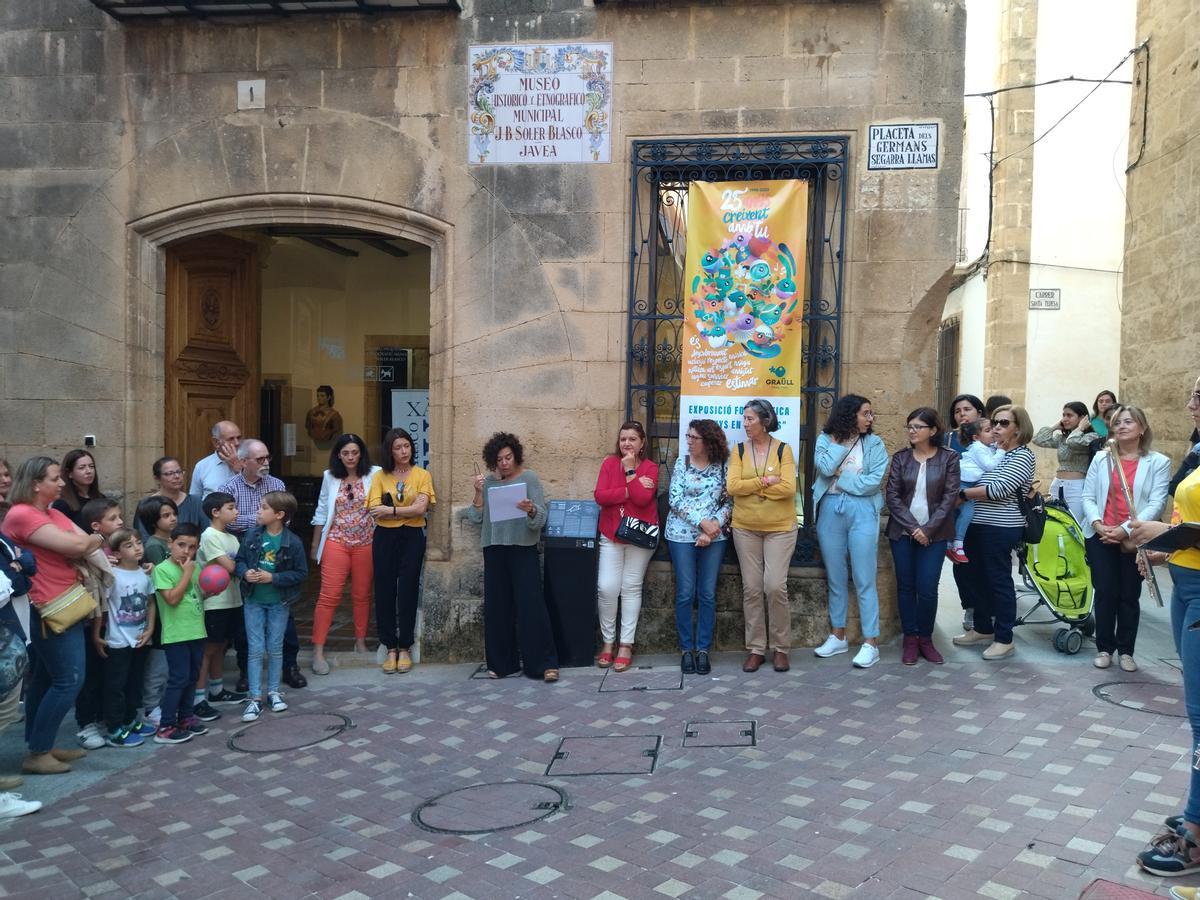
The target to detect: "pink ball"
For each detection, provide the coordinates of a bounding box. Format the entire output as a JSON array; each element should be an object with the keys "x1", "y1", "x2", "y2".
[{"x1": 199, "y1": 564, "x2": 231, "y2": 597}]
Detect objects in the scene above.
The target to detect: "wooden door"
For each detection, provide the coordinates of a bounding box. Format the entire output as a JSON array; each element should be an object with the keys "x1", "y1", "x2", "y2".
[{"x1": 164, "y1": 235, "x2": 260, "y2": 476}]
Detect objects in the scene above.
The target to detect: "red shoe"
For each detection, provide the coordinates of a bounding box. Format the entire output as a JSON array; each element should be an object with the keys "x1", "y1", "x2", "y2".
[
  {"x1": 947, "y1": 546, "x2": 969, "y2": 564},
  {"x1": 613, "y1": 646, "x2": 634, "y2": 673},
  {"x1": 597, "y1": 649, "x2": 614, "y2": 669},
  {"x1": 918, "y1": 636, "x2": 944, "y2": 665},
  {"x1": 901, "y1": 634, "x2": 919, "y2": 665}
]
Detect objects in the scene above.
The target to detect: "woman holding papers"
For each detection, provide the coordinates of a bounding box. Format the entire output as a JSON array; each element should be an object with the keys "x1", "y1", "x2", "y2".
[
  {"x1": 1080, "y1": 405, "x2": 1169, "y2": 673},
  {"x1": 1130, "y1": 375, "x2": 1200, "y2": 877},
  {"x1": 467, "y1": 432, "x2": 559, "y2": 682},
  {"x1": 367, "y1": 428, "x2": 436, "y2": 675},
  {"x1": 593, "y1": 420, "x2": 660, "y2": 673}
]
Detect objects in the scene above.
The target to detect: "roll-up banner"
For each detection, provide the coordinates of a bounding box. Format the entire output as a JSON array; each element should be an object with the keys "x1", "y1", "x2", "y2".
[{"x1": 679, "y1": 179, "x2": 809, "y2": 457}]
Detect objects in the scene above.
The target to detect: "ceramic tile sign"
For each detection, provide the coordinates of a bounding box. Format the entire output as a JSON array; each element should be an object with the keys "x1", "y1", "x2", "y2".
[
  {"x1": 468, "y1": 42, "x2": 613, "y2": 165},
  {"x1": 867, "y1": 122, "x2": 939, "y2": 170}
]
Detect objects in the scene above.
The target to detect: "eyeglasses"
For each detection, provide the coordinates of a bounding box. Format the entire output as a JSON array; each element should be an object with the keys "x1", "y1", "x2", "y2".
[
  {"x1": 991, "y1": 419, "x2": 1013, "y2": 427},
  {"x1": 905, "y1": 424, "x2": 932, "y2": 432},
  {"x1": 159, "y1": 469, "x2": 184, "y2": 477},
  {"x1": 685, "y1": 433, "x2": 701, "y2": 441},
  {"x1": 1191, "y1": 392, "x2": 1200, "y2": 403},
  {"x1": 252, "y1": 455, "x2": 270, "y2": 464}
]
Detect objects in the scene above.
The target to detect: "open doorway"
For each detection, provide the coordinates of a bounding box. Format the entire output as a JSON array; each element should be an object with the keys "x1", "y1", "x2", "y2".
[{"x1": 164, "y1": 225, "x2": 432, "y2": 656}]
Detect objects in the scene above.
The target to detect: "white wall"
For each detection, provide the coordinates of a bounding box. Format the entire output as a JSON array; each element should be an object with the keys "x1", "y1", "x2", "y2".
[
  {"x1": 1024, "y1": 0, "x2": 1133, "y2": 429},
  {"x1": 947, "y1": 272, "x2": 988, "y2": 399}
]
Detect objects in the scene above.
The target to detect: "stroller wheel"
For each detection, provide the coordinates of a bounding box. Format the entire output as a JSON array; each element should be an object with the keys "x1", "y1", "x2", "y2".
[
  {"x1": 1065, "y1": 630, "x2": 1084, "y2": 655},
  {"x1": 1053, "y1": 628, "x2": 1069, "y2": 653},
  {"x1": 1081, "y1": 613, "x2": 1096, "y2": 637}
]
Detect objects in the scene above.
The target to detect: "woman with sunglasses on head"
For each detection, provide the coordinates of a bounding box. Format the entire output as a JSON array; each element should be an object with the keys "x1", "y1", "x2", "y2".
[
  {"x1": 952, "y1": 404, "x2": 1037, "y2": 660},
  {"x1": 812, "y1": 394, "x2": 889, "y2": 669},
  {"x1": 1080, "y1": 405, "x2": 1169, "y2": 673},
  {"x1": 309, "y1": 434, "x2": 383, "y2": 676},
  {"x1": 727, "y1": 399, "x2": 798, "y2": 673},
  {"x1": 593, "y1": 421, "x2": 659, "y2": 672},
  {"x1": 667, "y1": 419, "x2": 732, "y2": 675},
  {"x1": 367, "y1": 429, "x2": 436, "y2": 675},
  {"x1": 885, "y1": 407, "x2": 960, "y2": 666}
]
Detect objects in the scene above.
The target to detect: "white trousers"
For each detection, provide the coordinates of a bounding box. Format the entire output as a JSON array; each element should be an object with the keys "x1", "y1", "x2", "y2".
[
  {"x1": 597, "y1": 535, "x2": 655, "y2": 645},
  {"x1": 1050, "y1": 477, "x2": 1086, "y2": 527}
]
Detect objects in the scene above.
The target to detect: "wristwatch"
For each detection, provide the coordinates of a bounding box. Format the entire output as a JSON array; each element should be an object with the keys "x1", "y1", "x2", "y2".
[
  {"x1": 625, "y1": 468, "x2": 636, "y2": 476},
  {"x1": 959, "y1": 489, "x2": 968, "y2": 501}
]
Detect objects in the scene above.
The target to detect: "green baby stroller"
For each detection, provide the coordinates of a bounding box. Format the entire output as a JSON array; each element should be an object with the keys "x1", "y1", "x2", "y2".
[{"x1": 1015, "y1": 499, "x2": 1095, "y2": 653}]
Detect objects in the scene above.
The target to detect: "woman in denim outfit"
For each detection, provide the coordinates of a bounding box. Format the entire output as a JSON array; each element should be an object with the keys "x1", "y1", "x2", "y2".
[{"x1": 666, "y1": 419, "x2": 732, "y2": 676}]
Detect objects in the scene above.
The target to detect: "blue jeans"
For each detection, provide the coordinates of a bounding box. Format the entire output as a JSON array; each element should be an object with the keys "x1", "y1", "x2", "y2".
[
  {"x1": 816, "y1": 493, "x2": 881, "y2": 638},
  {"x1": 25, "y1": 616, "x2": 86, "y2": 753},
  {"x1": 1169, "y1": 564, "x2": 1200, "y2": 825},
  {"x1": 954, "y1": 480, "x2": 979, "y2": 542},
  {"x1": 161, "y1": 639, "x2": 203, "y2": 727},
  {"x1": 960, "y1": 523, "x2": 1022, "y2": 643},
  {"x1": 245, "y1": 603, "x2": 289, "y2": 699},
  {"x1": 667, "y1": 539, "x2": 725, "y2": 652},
  {"x1": 890, "y1": 536, "x2": 948, "y2": 636}
]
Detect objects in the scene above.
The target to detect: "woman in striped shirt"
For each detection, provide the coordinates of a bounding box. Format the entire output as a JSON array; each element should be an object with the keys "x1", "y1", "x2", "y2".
[{"x1": 952, "y1": 404, "x2": 1037, "y2": 660}]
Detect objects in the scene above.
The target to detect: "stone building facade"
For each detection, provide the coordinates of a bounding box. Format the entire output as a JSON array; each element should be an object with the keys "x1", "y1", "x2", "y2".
[
  {"x1": 0, "y1": 0, "x2": 966, "y2": 660},
  {"x1": 1121, "y1": 0, "x2": 1200, "y2": 463}
]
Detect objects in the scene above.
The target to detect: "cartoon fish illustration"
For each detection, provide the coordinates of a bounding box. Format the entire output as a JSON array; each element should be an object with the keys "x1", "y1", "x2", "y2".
[{"x1": 769, "y1": 365, "x2": 787, "y2": 378}]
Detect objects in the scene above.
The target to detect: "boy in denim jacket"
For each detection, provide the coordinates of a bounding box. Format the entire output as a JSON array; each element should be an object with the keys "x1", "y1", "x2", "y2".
[{"x1": 235, "y1": 492, "x2": 307, "y2": 722}]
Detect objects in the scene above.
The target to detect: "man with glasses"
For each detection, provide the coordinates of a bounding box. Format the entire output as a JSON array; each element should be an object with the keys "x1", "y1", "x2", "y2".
[
  {"x1": 190, "y1": 420, "x2": 243, "y2": 501},
  {"x1": 218, "y1": 439, "x2": 307, "y2": 690}
]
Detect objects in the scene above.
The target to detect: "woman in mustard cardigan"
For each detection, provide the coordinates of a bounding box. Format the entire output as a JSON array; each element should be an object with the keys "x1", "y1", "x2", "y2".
[{"x1": 726, "y1": 399, "x2": 798, "y2": 673}]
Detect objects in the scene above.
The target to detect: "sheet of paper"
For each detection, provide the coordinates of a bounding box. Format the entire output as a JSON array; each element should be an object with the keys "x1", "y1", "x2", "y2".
[{"x1": 487, "y1": 481, "x2": 529, "y2": 522}]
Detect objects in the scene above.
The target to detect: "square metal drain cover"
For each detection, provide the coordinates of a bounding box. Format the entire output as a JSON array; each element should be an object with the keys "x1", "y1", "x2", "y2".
[
  {"x1": 599, "y1": 666, "x2": 683, "y2": 693},
  {"x1": 682, "y1": 720, "x2": 757, "y2": 748},
  {"x1": 545, "y1": 735, "x2": 662, "y2": 776}
]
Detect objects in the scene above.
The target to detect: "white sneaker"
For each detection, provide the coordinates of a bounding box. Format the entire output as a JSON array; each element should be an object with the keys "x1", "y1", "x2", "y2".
[
  {"x1": 268, "y1": 692, "x2": 288, "y2": 713},
  {"x1": 0, "y1": 793, "x2": 42, "y2": 819},
  {"x1": 241, "y1": 700, "x2": 262, "y2": 722},
  {"x1": 77, "y1": 723, "x2": 105, "y2": 750},
  {"x1": 852, "y1": 644, "x2": 880, "y2": 669},
  {"x1": 145, "y1": 707, "x2": 162, "y2": 728},
  {"x1": 814, "y1": 635, "x2": 849, "y2": 658}
]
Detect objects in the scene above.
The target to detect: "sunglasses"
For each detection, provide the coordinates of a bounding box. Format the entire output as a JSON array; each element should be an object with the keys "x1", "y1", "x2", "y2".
[{"x1": 991, "y1": 419, "x2": 1013, "y2": 427}]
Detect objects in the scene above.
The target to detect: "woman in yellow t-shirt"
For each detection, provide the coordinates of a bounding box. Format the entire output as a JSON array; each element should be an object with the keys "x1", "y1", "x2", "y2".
[
  {"x1": 366, "y1": 428, "x2": 435, "y2": 675},
  {"x1": 1129, "y1": 375, "x2": 1200, "y2": 877}
]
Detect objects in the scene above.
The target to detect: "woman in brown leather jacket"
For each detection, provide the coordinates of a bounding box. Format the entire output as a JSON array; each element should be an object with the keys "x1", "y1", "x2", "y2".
[{"x1": 885, "y1": 407, "x2": 961, "y2": 666}]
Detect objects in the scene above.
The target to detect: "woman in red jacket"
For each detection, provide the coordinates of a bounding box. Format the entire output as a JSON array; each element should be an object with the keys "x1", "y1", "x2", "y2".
[{"x1": 593, "y1": 420, "x2": 660, "y2": 672}]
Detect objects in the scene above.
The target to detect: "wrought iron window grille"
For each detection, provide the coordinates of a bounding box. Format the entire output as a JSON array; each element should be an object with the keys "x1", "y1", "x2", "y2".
[
  {"x1": 626, "y1": 136, "x2": 849, "y2": 566},
  {"x1": 89, "y1": 0, "x2": 461, "y2": 20}
]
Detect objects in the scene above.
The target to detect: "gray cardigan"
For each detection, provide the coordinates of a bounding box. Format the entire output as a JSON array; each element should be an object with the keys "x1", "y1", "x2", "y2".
[{"x1": 465, "y1": 470, "x2": 548, "y2": 548}]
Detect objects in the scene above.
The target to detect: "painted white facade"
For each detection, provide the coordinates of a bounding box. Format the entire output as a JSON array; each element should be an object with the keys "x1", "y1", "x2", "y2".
[{"x1": 947, "y1": 0, "x2": 1134, "y2": 426}]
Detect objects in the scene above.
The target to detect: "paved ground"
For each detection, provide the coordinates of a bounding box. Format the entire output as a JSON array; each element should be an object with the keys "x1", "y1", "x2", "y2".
[{"x1": 0, "y1": 569, "x2": 1195, "y2": 899}]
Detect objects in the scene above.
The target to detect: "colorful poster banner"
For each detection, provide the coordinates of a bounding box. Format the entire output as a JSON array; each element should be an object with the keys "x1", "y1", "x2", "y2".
[
  {"x1": 678, "y1": 180, "x2": 809, "y2": 456},
  {"x1": 468, "y1": 42, "x2": 613, "y2": 165}
]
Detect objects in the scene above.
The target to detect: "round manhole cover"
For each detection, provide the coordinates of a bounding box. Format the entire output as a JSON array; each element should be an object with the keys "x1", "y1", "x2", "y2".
[
  {"x1": 1093, "y1": 680, "x2": 1186, "y2": 718},
  {"x1": 228, "y1": 712, "x2": 355, "y2": 753},
  {"x1": 412, "y1": 782, "x2": 568, "y2": 835}
]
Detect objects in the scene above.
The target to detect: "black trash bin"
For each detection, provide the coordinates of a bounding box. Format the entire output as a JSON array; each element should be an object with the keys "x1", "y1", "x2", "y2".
[{"x1": 543, "y1": 500, "x2": 600, "y2": 668}]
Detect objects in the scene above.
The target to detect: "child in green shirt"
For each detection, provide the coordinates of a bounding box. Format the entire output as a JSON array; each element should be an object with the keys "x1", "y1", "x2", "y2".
[{"x1": 151, "y1": 524, "x2": 206, "y2": 745}]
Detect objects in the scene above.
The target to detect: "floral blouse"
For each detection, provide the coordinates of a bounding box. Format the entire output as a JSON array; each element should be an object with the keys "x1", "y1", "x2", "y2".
[
  {"x1": 328, "y1": 478, "x2": 374, "y2": 547},
  {"x1": 666, "y1": 456, "x2": 733, "y2": 544}
]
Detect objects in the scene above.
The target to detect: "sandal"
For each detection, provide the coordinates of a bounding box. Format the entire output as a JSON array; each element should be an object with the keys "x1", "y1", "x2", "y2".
[
  {"x1": 486, "y1": 669, "x2": 501, "y2": 679},
  {"x1": 396, "y1": 649, "x2": 413, "y2": 674},
  {"x1": 613, "y1": 646, "x2": 634, "y2": 673},
  {"x1": 543, "y1": 669, "x2": 559, "y2": 683},
  {"x1": 382, "y1": 650, "x2": 398, "y2": 674},
  {"x1": 597, "y1": 646, "x2": 614, "y2": 669}
]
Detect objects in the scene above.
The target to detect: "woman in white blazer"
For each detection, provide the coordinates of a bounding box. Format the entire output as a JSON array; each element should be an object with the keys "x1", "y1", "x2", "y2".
[
  {"x1": 1081, "y1": 405, "x2": 1170, "y2": 672},
  {"x1": 308, "y1": 434, "x2": 382, "y2": 675}
]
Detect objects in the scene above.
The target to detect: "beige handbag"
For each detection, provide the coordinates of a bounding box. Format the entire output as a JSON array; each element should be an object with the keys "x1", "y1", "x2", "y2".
[{"x1": 36, "y1": 583, "x2": 97, "y2": 636}]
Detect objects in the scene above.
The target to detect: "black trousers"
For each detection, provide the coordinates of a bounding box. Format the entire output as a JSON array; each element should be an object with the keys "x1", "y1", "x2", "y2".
[
  {"x1": 483, "y1": 545, "x2": 558, "y2": 679},
  {"x1": 74, "y1": 633, "x2": 105, "y2": 728},
  {"x1": 103, "y1": 646, "x2": 147, "y2": 732},
  {"x1": 373, "y1": 526, "x2": 426, "y2": 650},
  {"x1": 1087, "y1": 536, "x2": 1144, "y2": 655}
]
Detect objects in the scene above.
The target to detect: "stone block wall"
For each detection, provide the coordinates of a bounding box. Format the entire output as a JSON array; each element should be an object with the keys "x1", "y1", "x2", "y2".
[
  {"x1": 1121, "y1": 0, "x2": 1200, "y2": 462},
  {"x1": 0, "y1": 0, "x2": 967, "y2": 659}
]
